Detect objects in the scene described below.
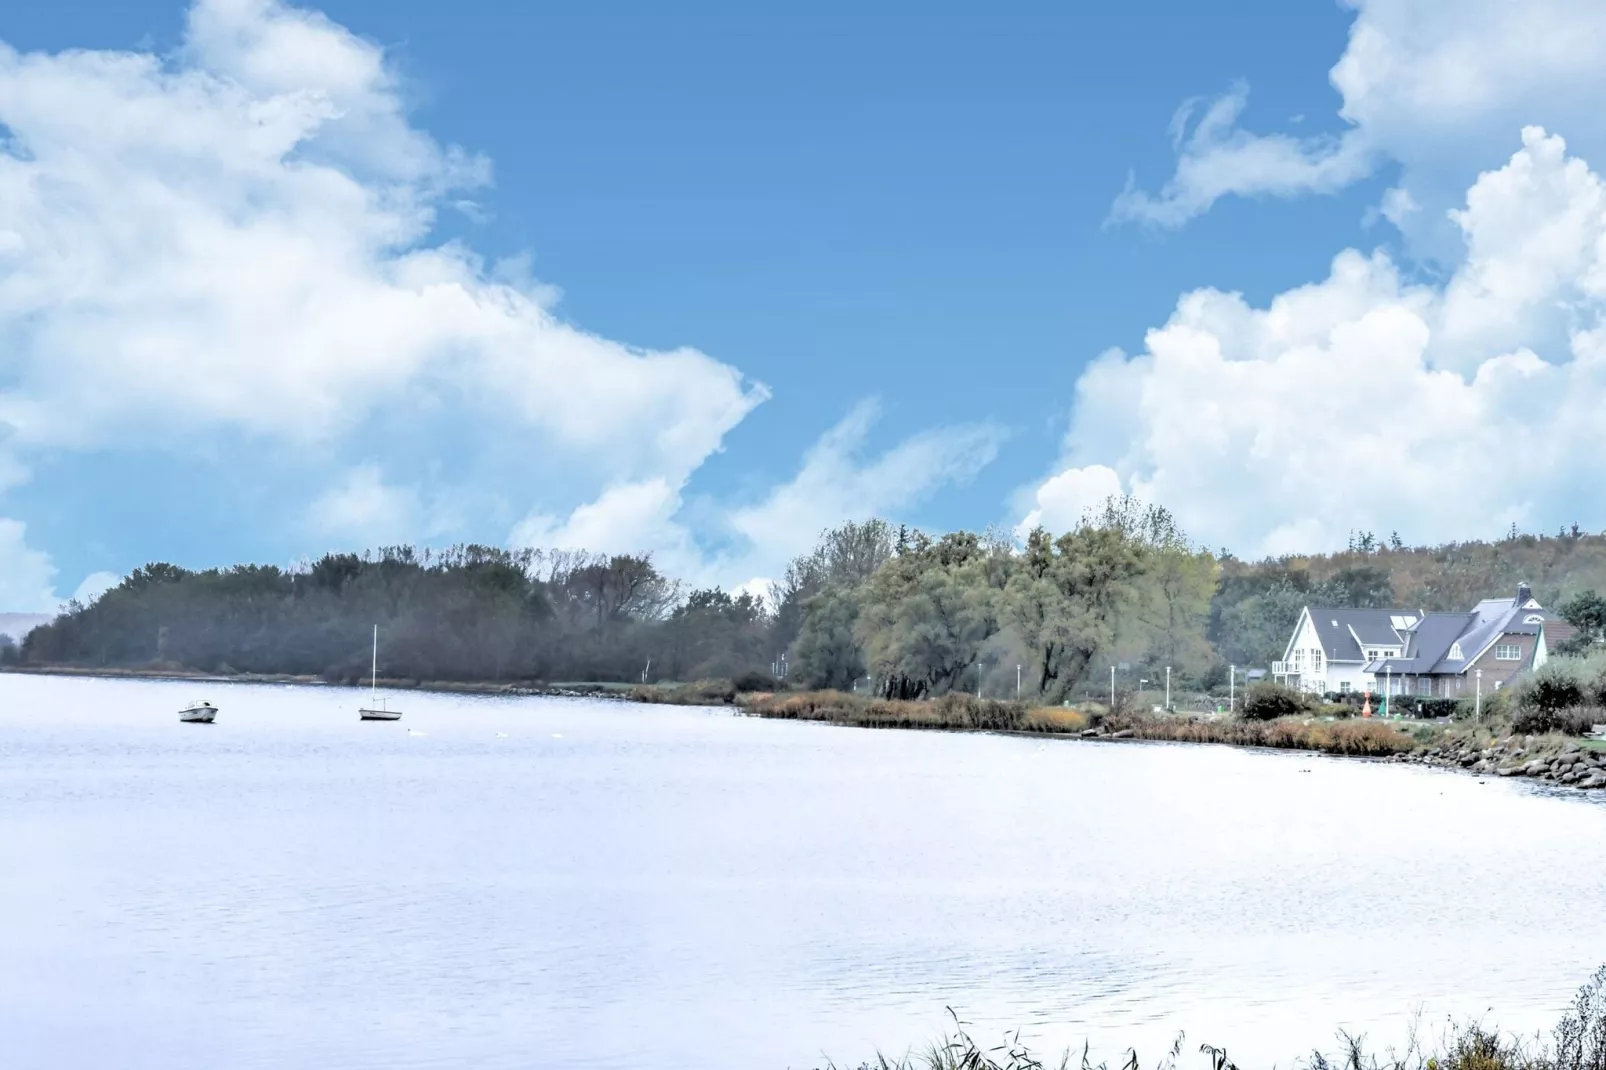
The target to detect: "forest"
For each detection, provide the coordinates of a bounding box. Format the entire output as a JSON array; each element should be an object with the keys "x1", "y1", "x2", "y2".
[{"x1": 13, "y1": 500, "x2": 1606, "y2": 700}]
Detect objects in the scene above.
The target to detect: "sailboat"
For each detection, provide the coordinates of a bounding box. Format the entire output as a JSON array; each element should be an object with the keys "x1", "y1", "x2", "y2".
[{"x1": 359, "y1": 625, "x2": 403, "y2": 721}]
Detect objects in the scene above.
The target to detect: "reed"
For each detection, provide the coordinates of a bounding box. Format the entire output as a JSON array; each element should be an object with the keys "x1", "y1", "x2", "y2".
[{"x1": 740, "y1": 689, "x2": 1414, "y2": 757}]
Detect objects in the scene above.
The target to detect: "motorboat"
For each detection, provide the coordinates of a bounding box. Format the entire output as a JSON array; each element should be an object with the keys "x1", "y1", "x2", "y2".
[
  {"x1": 179, "y1": 700, "x2": 217, "y2": 724},
  {"x1": 359, "y1": 624, "x2": 403, "y2": 722}
]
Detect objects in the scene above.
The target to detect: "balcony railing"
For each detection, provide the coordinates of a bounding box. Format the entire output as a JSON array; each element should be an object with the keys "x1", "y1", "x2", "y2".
[{"x1": 1271, "y1": 661, "x2": 1297, "y2": 676}]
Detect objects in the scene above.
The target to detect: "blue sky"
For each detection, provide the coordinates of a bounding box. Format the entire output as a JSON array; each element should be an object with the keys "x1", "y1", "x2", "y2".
[{"x1": 5, "y1": 0, "x2": 1606, "y2": 610}]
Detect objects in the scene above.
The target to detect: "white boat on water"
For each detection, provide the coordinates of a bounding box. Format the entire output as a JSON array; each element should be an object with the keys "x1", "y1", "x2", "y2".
[
  {"x1": 179, "y1": 700, "x2": 217, "y2": 724},
  {"x1": 359, "y1": 625, "x2": 402, "y2": 722}
]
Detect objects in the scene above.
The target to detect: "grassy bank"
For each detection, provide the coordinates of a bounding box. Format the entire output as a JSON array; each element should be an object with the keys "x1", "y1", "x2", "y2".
[
  {"x1": 820, "y1": 966, "x2": 1606, "y2": 1070},
  {"x1": 740, "y1": 688, "x2": 1416, "y2": 757}
]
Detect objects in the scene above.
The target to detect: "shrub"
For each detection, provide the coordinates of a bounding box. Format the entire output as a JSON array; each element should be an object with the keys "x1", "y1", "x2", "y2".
[
  {"x1": 1240, "y1": 681, "x2": 1311, "y2": 721},
  {"x1": 732, "y1": 670, "x2": 779, "y2": 693},
  {"x1": 1512, "y1": 704, "x2": 1606, "y2": 737}
]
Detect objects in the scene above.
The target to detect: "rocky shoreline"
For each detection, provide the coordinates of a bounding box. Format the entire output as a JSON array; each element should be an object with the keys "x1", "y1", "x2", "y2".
[{"x1": 1394, "y1": 735, "x2": 1606, "y2": 789}]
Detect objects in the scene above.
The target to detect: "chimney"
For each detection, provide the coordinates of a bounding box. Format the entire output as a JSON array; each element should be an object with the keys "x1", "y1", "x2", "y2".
[{"x1": 1516, "y1": 582, "x2": 1533, "y2": 606}]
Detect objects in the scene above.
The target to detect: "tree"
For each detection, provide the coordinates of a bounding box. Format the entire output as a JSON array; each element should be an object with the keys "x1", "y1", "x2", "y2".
[
  {"x1": 1004, "y1": 523, "x2": 1147, "y2": 702},
  {"x1": 771, "y1": 519, "x2": 895, "y2": 653},
  {"x1": 857, "y1": 531, "x2": 1001, "y2": 699},
  {"x1": 790, "y1": 586, "x2": 866, "y2": 689},
  {"x1": 1558, "y1": 590, "x2": 1606, "y2": 653}
]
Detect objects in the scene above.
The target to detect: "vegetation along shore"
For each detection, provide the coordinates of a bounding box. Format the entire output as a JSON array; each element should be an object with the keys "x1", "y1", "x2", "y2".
[
  {"x1": 7, "y1": 493, "x2": 1606, "y2": 781},
  {"x1": 819, "y1": 965, "x2": 1606, "y2": 1070}
]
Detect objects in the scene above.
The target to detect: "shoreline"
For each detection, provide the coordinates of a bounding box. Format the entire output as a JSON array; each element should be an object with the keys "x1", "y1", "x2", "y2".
[
  {"x1": 0, "y1": 664, "x2": 634, "y2": 700},
  {"x1": 10, "y1": 665, "x2": 1606, "y2": 788}
]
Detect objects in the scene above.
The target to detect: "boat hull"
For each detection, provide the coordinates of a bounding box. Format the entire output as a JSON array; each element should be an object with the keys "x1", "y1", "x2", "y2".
[
  {"x1": 359, "y1": 708, "x2": 403, "y2": 721},
  {"x1": 179, "y1": 707, "x2": 217, "y2": 724}
]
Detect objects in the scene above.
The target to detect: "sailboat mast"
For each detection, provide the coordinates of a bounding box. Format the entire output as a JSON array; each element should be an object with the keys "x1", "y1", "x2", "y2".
[{"x1": 371, "y1": 624, "x2": 378, "y2": 702}]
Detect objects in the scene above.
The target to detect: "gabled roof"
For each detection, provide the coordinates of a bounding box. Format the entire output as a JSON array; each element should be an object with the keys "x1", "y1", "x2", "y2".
[{"x1": 1306, "y1": 607, "x2": 1414, "y2": 662}]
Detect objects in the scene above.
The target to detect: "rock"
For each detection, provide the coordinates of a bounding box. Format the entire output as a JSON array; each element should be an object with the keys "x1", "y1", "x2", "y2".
[
  {"x1": 1080, "y1": 729, "x2": 1101, "y2": 738},
  {"x1": 1459, "y1": 754, "x2": 1479, "y2": 767},
  {"x1": 1110, "y1": 729, "x2": 1134, "y2": 739},
  {"x1": 1562, "y1": 770, "x2": 1583, "y2": 784},
  {"x1": 1583, "y1": 774, "x2": 1606, "y2": 790},
  {"x1": 1497, "y1": 766, "x2": 1519, "y2": 777},
  {"x1": 1522, "y1": 760, "x2": 1550, "y2": 777},
  {"x1": 1564, "y1": 742, "x2": 1582, "y2": 754}
]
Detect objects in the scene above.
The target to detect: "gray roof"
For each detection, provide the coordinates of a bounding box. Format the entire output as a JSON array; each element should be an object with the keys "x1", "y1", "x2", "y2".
[
  {"x1": 1366, "y1": 589, "x2": 1559, "y2": 676},
  {"x1": 1366, "y1": 611, "x2": 1472, "y2": 674},
  {"x1": 1307, "y1": 607, "x2": 1416, "y2": 662}
]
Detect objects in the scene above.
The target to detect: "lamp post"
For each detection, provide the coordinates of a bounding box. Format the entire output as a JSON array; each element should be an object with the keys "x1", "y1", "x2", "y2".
[
  {"x1": 1166, "y1": 666, "x2": 1172, "y2": 712},
  {"x1": 1229, "y1": 664, "x2": 1236, "y2": 715},
  {"x1": 1110, "y1": 664, "x2": 1116, "y2": 712},
  {"x1": 1475, "y1": 668, "x2": 1483, "y2": 722},
  {"x1": 1016, "y1": 664, "x2": 1021, "y2": 698}
]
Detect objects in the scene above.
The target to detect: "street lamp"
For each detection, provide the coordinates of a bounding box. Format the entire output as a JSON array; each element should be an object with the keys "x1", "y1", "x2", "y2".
[
  {"x1": 1165, "y1": 666, "x2": 1172, "y2": 712},
  {"x1": 1475, "y1": 668, "x2": 1483, "y2": 722},
  {"x1": 1229, "y1": 665, "x2": 1236, "y2": 714}
]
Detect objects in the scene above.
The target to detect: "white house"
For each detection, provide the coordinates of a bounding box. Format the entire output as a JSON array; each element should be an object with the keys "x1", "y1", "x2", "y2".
[{"x1": 1272, "y1": 584, "x2": 1574, "y2": 698}]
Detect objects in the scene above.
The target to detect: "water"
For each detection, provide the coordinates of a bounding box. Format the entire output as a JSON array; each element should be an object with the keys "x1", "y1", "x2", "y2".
[{"x1": 3, "y1": 674, "x2": 1605, "y2": 1070}]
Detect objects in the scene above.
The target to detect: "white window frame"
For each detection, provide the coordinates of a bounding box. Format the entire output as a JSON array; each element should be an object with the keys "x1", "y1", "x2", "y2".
[
  {"x1": 1447, "y1": 642, "x2": 1463, "y2": 661},
  {"x1": 1495, "y1": 643, "x2": 1522, "y2": 661}
]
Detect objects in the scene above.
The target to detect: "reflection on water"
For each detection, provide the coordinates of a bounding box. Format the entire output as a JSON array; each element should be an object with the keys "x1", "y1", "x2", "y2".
[{"x1": 2, "y1": 673, "x2": 1604, "y2": 1070}]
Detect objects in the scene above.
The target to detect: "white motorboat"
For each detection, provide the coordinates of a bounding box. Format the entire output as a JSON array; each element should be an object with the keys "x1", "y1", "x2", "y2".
[
  {"x1": 179, "y1": 700, "x2": 217, "y2": 724},
  {"x1": 359, "y1": 624, "x2": 403, "y2": 722}
]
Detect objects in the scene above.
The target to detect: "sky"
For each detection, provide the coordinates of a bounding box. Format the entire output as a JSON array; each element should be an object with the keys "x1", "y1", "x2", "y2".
[{"x1": 4, "y1": 0, "x2": 1606, "y2": 611}]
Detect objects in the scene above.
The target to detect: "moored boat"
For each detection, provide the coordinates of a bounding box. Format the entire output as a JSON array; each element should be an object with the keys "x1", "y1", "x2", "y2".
[
  {"x1": 359, "y1": 625, "x2": 403, "y2": 722},
  {"x1": 179, "y1": 700, "x2": 217, "y2": 724}
]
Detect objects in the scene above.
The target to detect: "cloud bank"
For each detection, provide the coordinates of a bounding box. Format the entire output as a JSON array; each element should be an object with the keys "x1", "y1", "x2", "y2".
[{"x1": 1035, "y1": 127, "x2": 1606, "y2": 556}]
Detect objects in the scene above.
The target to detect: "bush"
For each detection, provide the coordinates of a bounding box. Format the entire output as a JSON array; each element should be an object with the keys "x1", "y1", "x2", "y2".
[
  {"x1": 732, "y1": 670, "x2": 780, "y2": 693},
  {"x1": 1240, "y1": 681, "x2": 1311, "y2": 721},
  {"x1": 1511, "y1": 704, "x2": 1606, "y2": 736}
]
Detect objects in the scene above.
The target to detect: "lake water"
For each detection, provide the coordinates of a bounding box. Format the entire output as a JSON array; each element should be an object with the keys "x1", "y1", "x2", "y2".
[{"x1": 3, "y1": 673, "x2": 1605, "y2": 1070}]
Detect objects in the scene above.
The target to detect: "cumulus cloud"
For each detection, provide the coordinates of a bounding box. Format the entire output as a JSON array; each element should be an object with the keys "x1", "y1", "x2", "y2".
[
  {"x1": 1115, "y1": 0, "x2": 1606, "y2": 233},
  {"x1": 1036, "y1": 128, "x2": 1606, "y2": 555},
  {"x1": 0, "y1": 0, "x2": 764, "y2": 483}
]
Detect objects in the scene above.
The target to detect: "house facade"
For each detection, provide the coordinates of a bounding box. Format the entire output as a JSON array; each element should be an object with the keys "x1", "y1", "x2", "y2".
[{"x1": 1271, "y1": 584, "x2": 1575, "y2": 698}]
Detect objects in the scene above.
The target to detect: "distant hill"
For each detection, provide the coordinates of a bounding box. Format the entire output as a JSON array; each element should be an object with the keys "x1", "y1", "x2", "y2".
[{"x1": 0, "y1": 613, "x2": 52, "y2": 642}]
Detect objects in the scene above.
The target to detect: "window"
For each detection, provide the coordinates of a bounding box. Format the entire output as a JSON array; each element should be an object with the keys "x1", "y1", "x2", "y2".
[
  {"x1": 1312, "y1": 650, "x2": 1323, "y2": 673},
  {"x1": 1338, "y1": 681, "x2": 1351, "y2": 694},
  {"x1": 1367, "y1": 649, "x2": 1380, "y2": 661},
  {"x1": 1524, "y1": 614, "x2": 1544, "y2": 625},
  {"x1": 1291, "y1": 650, "x2": 1303, "y2": 671},
  {"x1": 1417, "y1": 677, "x2": 1433, "y2": 696},
  {"x1": 1447, "y1": 642, "x2": 1464, "y2": 661},
  {"x1": 1496, "y1": 643, "x2": 1522, "y2": 661}
]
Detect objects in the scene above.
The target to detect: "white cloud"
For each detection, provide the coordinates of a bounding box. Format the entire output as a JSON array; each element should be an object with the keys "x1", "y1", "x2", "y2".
[
  {"x1": 1015, "y1": 464, "x2": 1124, "y2": 537},
  {"x1": 512, "y1": 402, "x2": 1004, "y2": 590},
  {"x1": 1115, "y1": 0, "x2": 1606, "y2": 233},
  {"x1": 70, "y1": 571, "x2": 121, "y2": 606},
  {"x1": 1037, "y1": 128, "x2": 1606, "y2": 555},
  {"x1": 1110, "y1": 82, "x2": 1375, "y2": 228},
  {"x1": 0, "y1": 518, "x2": 58, "y2": 613},
  {"x1": 0, "y1": 0, "x2": 764, "y2": 485},
  {"x1": 726, "y1": 401, "x2": 1003, "y2": 568},
  {"x1": 305, "y1": 463, "x2": 430, "y2": 547}
]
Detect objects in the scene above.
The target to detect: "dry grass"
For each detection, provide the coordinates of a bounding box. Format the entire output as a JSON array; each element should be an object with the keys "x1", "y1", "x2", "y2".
[
  {"x1": 740, "y1": 690, "x2": 1413, "y2": 756},
  {"x1": 1117, "y1": 715, "x2": 1416, "y2": 756}
]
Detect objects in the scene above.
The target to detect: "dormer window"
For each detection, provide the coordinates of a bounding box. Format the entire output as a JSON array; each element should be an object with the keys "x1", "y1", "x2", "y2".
[
  {"x1": 1448, "y1": 642, "x2": 1464, "y2": 661},
  {"x1": 1524, "y1": 614, "x2": 1544, "y2": 624}
]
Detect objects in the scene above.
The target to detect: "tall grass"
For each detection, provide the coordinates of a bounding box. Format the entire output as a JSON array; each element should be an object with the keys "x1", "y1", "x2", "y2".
[{"x1": 819, "y1": 966, "x2": 1606, "y2": 1070}]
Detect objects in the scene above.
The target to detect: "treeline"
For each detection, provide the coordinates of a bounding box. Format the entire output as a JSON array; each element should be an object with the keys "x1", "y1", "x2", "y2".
[{"x1": 17, "y1": 502, "x2": 1606, "y2": 697}]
